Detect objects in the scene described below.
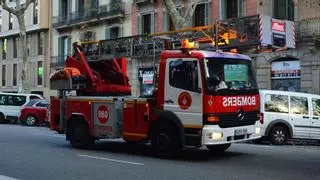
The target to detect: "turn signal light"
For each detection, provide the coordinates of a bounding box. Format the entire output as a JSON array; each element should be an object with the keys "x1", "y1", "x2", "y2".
[{"x1": 207, "y1": 116, "x2": 220, "y2": 122}]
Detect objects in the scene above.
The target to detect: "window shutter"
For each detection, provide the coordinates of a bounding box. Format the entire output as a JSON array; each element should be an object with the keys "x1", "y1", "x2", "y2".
[
  {"x1": 163, "y1": 10, "x2": 168, "y2": 31},
  {"x1": 238, "y1": 0, "x2": 244, "y2": 17},
  {"x1": 138, "y1": 14, "x2": 142, "y2": 35},
  {"x1": 151, "y1": 12, "x2": 155, "y2": 33},
  {"x1": 58, "y1": 37, "x2": 63, "y2": 57},
  {"x1": 220, "y1": 0, "x2": 226, "y2": 20},
  {"x1": 105, "y1": 28, "x2": 110, "y2": 39},
  {"x1": 119, "y1": 26, "x2": 124, "y2": 37},
  {"x1": 67, "y1": 37, "x2": 71, "y2": 55},
  {"x1": 204, "y1": 3, "x2": 211, "y2": 25}
]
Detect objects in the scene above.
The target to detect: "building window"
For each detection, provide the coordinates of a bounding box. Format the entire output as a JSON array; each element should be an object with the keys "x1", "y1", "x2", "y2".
[
  {"x1": 38, "y1": 32, "x2": 44, "y2": 55},
  {"x1": 139, "y1": 13, "x2": 154, "y2": 34},
  {"x1": 9, "y1": 13, "x2": 13, "y2": 30},
  {"x1": 33, "y1": 0, "x2": 38, "y2": 24},
  {"x1": 194, "y1": 4, "x2": 205, "y2": 27},
  {"x1": 37, "y1": 61, "x2": 43, "y2": 86},
  {"x1": 2, "y1": 39, "x2": 7, "y2": 59},
  {"x1": 13, "y1": 37, "x2": 17, "y2": 58},
  {"x1": 273, "y1": 0, "x2": 294, "y2": 21},
  {"x1": 13, "y1": 64, "x2": 17, "y2": 86},
  {"x1": 221, "y1": 0, "x2": 244, "y2": 20},
  {"x1": 2, "y1": 65, "x2": 6, "y2": 86}
]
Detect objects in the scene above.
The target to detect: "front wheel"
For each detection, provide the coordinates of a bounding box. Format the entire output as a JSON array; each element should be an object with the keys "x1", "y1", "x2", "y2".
[
  {"x1": 206, "y1": 143, "x2": 231, "y2": 152},
  {"x1": 25, "y1": 115, "x2": 37, "y2": 126},
  {"x1": 269, "y1": 126, "x2": 288, "y2": 145},
  {"x1": 69, "y1": 122, "x2": 94, "y2": 149},
  {"x1": 151, "y1": 122, "x2": 181, "y2": 158}
]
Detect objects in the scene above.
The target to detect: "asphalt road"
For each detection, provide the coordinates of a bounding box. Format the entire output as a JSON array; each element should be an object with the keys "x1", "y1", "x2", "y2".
[{"x1": 0, "y1": 124, "x2": 320, "y2": 180}]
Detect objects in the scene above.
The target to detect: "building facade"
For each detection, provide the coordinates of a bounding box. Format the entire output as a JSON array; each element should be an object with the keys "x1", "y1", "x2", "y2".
[
  {"x1": 254, "y1": 0, "x2": 320, "y2": 94},
  {"x1": 0, "y1": 0, "x2": 52, "y2": 97},
  {"x1": 130, "y1": 0, "x2": 258, "y2": 96},
  {"x1": 131, "y1": 0, "x2": 320, "y2": 95}
]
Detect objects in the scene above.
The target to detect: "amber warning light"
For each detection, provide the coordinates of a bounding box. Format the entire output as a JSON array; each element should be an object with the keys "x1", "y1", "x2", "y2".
[{"x1": 181, "y1": 39, "x2": 199, "y2": 49}]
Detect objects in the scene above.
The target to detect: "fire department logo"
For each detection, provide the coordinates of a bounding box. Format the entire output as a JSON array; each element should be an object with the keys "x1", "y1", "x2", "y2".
[
  {"x1": 97, "y1": 105, "x2": 109, "y2": 124},
  {"x1": 178, "y1": 92, "x2": 192, "y2": 110}
]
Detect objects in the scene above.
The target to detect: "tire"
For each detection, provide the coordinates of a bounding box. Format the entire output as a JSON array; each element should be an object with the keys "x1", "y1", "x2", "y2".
[
  {"x1": 269, "y1": 126, "x2": 288, "y2": 145},
  {"x1": 25, "y1": 115, "x2": 37, "y2": 126},
  {"x1": 69, "y1": 122, "x2": 94, "y2": 149},
  {"x1": 206, "y1": 143, "x2": 231, "y2": 152},
  {"x1": 0, "y1": 113, "x2": 7, "y2": 124},
  {"x1": 151, "y1": 121, "x2": 181, "y2": 158}
]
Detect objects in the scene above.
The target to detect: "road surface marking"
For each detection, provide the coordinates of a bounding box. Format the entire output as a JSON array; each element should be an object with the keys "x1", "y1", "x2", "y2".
[
  {"x1": 78, "y1": 154, "x2": 144, "y2": 166},
  {"x1": 0, "y1": 175, "x2": 20, "y2": 180}
]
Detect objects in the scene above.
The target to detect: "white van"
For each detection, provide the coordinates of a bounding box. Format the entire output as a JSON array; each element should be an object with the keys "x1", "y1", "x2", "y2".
[
  {"x1": 0, "y1": 92, "x2": 44, "y2": 123},
  {"x1": 259, "y1": 89, "x2": 320, "y2": 145}
]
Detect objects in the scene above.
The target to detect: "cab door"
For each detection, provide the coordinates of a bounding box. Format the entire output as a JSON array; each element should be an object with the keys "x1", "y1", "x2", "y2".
[{"x1": 163, "y1": 58, "x2": 203, "y2": 127}]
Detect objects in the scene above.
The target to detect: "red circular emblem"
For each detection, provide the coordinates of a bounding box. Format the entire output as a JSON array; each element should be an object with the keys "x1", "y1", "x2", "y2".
[
  {"x1": 178, "y1": 92, "x2": 192, "y2": 110},
  {"x1": 97, "y1": 105, "x2": 109, "y2": 124}
]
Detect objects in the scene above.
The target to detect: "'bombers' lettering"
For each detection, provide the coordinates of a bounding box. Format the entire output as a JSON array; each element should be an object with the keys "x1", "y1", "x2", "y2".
[{"x1": 222, "y1": 96, "x2": 256, "y2": 107}]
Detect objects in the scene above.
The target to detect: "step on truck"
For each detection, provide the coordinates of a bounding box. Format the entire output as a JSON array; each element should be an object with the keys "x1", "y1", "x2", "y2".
[{"x1": 49, "y1": 23, "x2": 262, "y2": 157}]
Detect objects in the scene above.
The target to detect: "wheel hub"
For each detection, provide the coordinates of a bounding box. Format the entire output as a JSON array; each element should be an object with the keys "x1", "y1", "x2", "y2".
[{"x1": 273, "y1": 130, "x2": 285, "y2": 143}]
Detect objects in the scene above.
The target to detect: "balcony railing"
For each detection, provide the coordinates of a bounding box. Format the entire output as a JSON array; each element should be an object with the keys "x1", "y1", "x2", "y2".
[
  {"x1": 50, "y1": 56, "x2": 68, "y2": 69},
  {"x1": 296, "y1": 17, "x2": 320, "y2": 38},
  {"x1": 52, "y1": 2, "x2": 125, "y2": 28}
]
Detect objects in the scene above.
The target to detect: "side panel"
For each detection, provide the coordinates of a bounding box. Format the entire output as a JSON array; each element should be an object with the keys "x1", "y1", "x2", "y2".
[
  {"x1": 66, "y1": 99, "x2": 93, "y2": 134},
  {"x1": 50, "y1": 97, "x2": 61, "y2": 131},
  {"x1": 122, "y1": 100, "x2": 150, "y2": 141},
  {"x1": 92, "y1": 101, "x2": 122, "y2": 138}
]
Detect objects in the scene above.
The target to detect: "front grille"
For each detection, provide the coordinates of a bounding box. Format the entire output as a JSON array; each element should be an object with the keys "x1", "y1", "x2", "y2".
[{"x1": 218, "y1": 112, "x2": 257, "y2": 128}]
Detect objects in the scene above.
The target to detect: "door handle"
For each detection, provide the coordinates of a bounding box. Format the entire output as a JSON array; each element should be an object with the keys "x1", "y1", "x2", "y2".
[
  {"x1": 302, "y1": 116, "x2": 309, "y2": 119},
  {"x1": 165, "y1": 99, "x2": 174, "y2": 103},
  {"x1": 313, "y1": 117, "x2": 319, "y2": 120}
]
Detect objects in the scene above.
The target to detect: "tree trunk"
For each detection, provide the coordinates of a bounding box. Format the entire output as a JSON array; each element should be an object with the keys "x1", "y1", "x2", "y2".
[
  {"x1": 163, "y1": 0, "x2": 200, "y2": 29},
  {"x1": 163, "y1": 0, "x2": 188, "y2": 29},
  {"x1": 17, "y1": 13, "x2": 29, "y2": 93}
]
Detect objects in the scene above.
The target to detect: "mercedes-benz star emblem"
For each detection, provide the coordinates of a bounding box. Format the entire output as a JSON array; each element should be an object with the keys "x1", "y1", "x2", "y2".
[{"x1": 237, "y1": 108, "x2": 245, "y2": 120}]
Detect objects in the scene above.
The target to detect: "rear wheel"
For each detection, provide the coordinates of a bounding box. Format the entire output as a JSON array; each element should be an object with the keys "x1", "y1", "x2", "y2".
[
  {"x1": 69, "y1": 122, "x2": 94, "y2": 149},
  {"x1": 206, "y1": 143, "x2": 231, "y2": 152},
  {"x1": 151, "y1": 121, "x2": 181, "y2": 158},
  {"x1": 0, "y1": 113, "x2": 7, "y2": 124},
  {"x1": 25, "y1": 115, "x2": 37, "y2": 126},
  {"x1": 269, "y1": 126, "x2": 288, "y2": 145}
]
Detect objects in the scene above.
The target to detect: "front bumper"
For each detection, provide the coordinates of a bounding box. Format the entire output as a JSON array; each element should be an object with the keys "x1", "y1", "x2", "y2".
[{"x1": 201, "y1": 122, "x2": 261, "y2": 145}]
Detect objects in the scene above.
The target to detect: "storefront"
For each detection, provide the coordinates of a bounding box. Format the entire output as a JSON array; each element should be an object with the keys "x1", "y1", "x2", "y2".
[{"x1": 271, "y1": 58, "x2": 301, "y2": 92}]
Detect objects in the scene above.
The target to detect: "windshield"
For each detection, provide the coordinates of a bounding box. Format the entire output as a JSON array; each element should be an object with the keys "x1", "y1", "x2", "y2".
[{"x1": 204, "y1": 58, "x2": 258, "y2": 94}]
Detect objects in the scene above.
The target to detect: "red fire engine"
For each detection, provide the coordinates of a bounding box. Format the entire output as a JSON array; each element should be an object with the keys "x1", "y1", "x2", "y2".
[{"x1": 50, "y1": 22, "x2": 262, "y2": 157}]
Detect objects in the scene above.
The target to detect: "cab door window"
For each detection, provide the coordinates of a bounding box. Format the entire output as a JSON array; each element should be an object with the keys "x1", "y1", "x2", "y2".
[
  {"x1": 290, "y1": 96, "x2": 309, "y2": 115},
  {"x1": 169, "y1": 60, "x2": 199, "y2": 92}
]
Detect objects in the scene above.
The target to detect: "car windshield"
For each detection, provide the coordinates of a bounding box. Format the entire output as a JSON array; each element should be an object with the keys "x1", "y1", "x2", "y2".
[
  {"x1": 204, "y1": 57, "x2": 258, "y2": 94},
  {"x1": 25, "y1": 99, "x2": 41, "y2": 107}
]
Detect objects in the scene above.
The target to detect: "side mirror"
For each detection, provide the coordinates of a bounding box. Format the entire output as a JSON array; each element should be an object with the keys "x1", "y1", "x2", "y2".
[
  {"x1": 197, "y1": 87, "x2": 202, "y2": 93},
  {"x1": 209, "y1": 75, "x2": 220, "y2": 86}
]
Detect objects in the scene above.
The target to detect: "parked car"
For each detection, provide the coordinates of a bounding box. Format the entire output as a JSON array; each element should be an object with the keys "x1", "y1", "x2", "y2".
[
  {"x1": 19, "y1": 99, "x2": 50, "y2": 126},
  {"x1": 0, "y1": 92, "x2": 44, "y2": 123},
  {"x1": 259, "y1": 89, "x2": 320, "y2": 145}
]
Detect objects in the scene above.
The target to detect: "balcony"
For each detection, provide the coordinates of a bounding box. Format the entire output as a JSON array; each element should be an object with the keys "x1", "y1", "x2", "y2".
[
  {"x1": 52, "y1": 2, "x2": 125, "y2": 29},
  {"x1": 50, "y1": 56, "x2": 67, "y2": 70},
  {"x1": 296, "y1": 17, "x2": 320, "y2": 39},
  {"x1": 133, "y1": 0, "x2": 156, "y2": 6}
]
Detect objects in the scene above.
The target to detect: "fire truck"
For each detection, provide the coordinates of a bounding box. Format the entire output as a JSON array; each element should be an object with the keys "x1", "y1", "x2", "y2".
[{"x1": 50, "y1": 17, "x2": 262, "y2": 157}]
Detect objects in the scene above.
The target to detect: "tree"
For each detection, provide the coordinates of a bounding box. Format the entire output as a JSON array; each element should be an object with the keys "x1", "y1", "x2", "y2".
[
  {"x1": 163, "y1": 0, "x2": 200, "y2": 29},
  {"x1": 1, "y1": 0, "x2": 35, "y2": 93}
]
